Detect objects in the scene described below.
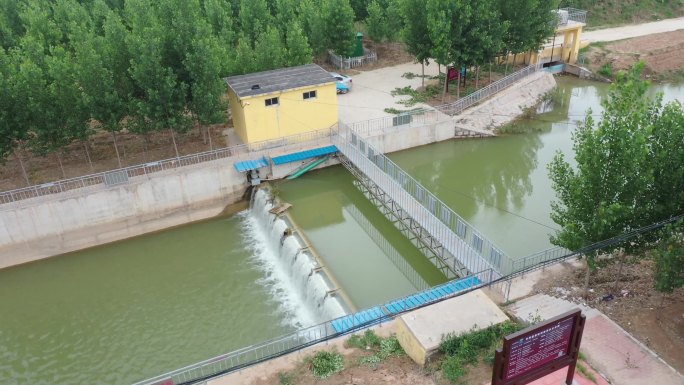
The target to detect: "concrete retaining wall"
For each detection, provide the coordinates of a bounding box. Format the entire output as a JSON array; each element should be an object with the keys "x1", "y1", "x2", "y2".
[{"x1": 0, "y1": 159, "x2": 247, "y2": 269}]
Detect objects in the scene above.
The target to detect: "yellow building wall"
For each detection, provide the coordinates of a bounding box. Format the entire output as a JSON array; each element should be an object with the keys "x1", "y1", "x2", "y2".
[
  {"x1": 227, "y1": 90, "x2": 248, "y2": 144},
  {"x1": 496, "y1": 24, "x2": 584, "y2": 65},
  {"x1": 229, "y1": 82, "x2": 338, "y2": 144}
]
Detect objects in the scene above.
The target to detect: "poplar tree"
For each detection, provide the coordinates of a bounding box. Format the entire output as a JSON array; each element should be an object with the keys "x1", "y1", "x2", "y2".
[
  {"x1": 321, "y1": 0, "x2": 356, "y2": 57},
  {"x1": 254, "y1": 27, "x2": 287, "y2": 71},
  {"x1": 285, "y1": 22, "x2": 313, "y2": 67},
  {"x1": 399, "y1": 0, "x2": 432, "y2": 85}
]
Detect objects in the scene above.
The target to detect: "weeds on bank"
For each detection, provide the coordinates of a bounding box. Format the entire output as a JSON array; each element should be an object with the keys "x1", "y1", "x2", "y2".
[
  {"x1": 347, "y1": 330, "x2": 405, "y2": 368},
  {"x1": 577, "y1": 361, "x2": 598, "y2": 384},
  {"x1": 598, "y1": 62, "x2": 614, "y2": 78},
  {"x1": 439, "y1": 321, "x2": 524, "y2": 383},
  {"x1": 391, "y1": 85, "x2": 441, "y2": 107},
  {"x1": 309, "y1": 350, "x2": 344, "y2": 379}
]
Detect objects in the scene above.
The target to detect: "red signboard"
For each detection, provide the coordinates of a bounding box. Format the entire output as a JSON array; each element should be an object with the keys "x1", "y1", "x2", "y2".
[
  {"x1": 447, "y1": 67, "x2": 459, "y2": 81},
  {"x1": 492, "y1": 310, "x2": 585, "y2": 385}
]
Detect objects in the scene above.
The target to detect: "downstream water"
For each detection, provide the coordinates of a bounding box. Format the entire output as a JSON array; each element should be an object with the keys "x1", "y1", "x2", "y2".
[{"x1": 1, "y1": 77, "x2": 681, "y2": 385}]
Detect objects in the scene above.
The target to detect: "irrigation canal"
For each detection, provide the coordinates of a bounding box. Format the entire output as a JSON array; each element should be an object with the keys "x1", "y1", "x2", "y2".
[{"x1": 0, "y1": 77, "x2": 682, "y2": 385}]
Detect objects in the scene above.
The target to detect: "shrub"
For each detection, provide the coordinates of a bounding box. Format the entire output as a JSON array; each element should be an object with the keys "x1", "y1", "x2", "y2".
[{"x1": 310, "y1": 351, "x2": 344, "y2": 379}]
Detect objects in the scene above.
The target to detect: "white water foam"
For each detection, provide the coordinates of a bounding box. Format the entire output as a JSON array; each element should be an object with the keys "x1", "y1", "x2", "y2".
[{"x1": 240, "y1": 189, "x2": 346, "y2": 329}]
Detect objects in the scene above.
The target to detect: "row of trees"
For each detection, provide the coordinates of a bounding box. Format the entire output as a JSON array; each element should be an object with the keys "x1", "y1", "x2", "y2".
[
  {"x1": 548, "y1": 63, "x2": 684, "y2": 293},
  {"x1": 384, "y1": 0, "x2": 560, "y2": 100},
  {"x1": 0, "y1": 0, "x2": 358, "y2": 169}
]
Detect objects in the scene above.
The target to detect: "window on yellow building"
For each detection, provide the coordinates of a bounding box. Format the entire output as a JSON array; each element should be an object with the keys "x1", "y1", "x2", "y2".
[
  {"x1": 265, "y1": 97, "x2": 279, "y2": 107},
  {"x1": 303, "y1": 90, "x2": 317, "y2": 100}
]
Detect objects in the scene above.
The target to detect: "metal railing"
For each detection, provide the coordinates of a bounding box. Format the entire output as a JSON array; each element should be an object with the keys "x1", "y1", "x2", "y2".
[
  {"x1": 435, "y1": 63, "x2": 543, "y2": 116},
  {"x1": 347, "y1": 108, "x2": 444, "y2": 138},
  {"x1": 132, "y1": 268, "x2": 491, "y2": 385},
  {"x1": 334, "y1": 124, "x2": 503, "y2": 277},
  {"x1": 0, "y1": 128, "x2": 336, "y2": 206},
  {"x1": 559, "y1": 8, "x2": 587, "y2": 25},
  {"x1": 328, "y1": 49, "x2": 378, "y2": 70}
]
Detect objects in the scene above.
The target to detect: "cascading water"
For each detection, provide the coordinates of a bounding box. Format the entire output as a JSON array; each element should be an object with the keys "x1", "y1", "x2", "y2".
[{"x1": 241, "y1": 189, "x2": 346, "y2": 328}]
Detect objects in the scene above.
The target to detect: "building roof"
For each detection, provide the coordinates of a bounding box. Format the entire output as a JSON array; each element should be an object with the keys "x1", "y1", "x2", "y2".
[{"x1": 224, "y1": 64, "x2": 335, "y2": 99}]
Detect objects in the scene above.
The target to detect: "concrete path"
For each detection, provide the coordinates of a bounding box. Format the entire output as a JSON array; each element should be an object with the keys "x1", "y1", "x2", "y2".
[
  {"x1": 582, "y1": 17, "x2": 684, "y2": 43},
  {"x1": 508, "y1": 294, "x2": 684, "y2": 385},
  {"x1": 337, "y1": 60, "x2": 441, "y2": 124}
]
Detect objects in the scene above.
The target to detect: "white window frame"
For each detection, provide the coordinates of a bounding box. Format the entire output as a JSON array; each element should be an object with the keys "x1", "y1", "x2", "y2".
[
  {"x1": 303, "y1": 90, "x2": 317, "y2": 100},
  {"x1": 264, "y1": 97, "x2": 279, "y2": 107}
]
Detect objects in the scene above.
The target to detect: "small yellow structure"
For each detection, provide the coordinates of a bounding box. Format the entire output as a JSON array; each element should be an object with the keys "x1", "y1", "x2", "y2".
[
  {"x1": 500, "y1": 9, "x2": 586, "y2": 66},
  {"x1": 225, "y1": 64, "x2": 338, "y2": 144}
]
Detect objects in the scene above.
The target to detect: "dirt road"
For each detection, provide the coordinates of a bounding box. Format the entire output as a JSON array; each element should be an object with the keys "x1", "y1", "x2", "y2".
[{"x1": 583, "y1": 16, "x2": 684, "y2": 42}]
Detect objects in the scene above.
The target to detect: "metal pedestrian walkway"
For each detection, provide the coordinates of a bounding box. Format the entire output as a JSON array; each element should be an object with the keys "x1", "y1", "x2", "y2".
[{"x1": 333, "y1": 124, "x2": 507, "y2": 281}]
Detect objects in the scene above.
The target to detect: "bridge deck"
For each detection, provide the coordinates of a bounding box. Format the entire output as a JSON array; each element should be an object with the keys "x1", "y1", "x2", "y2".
[{"x1": 333, "y1": 130, "x2": 501, "y2": 281}]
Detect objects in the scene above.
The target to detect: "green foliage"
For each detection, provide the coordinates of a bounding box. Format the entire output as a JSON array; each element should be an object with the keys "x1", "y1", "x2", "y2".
[
  {"x1": 347, "y1": 329, "x2": 382, "y2": 349},
  {"x1": 365, "y1": 1, "x2": 386, "y2": 42},
  {"x1": 598, "y1": 62, "x2": 614, "y2": 78},
  {"x1": 310, "y1": 350, "x2": 344, "y2": 379},
  {"x1": 254, "y1": 27, "x2": 286, "y2": 71},
  {"x1": 322, "y1": 0, "x2": 356, "y2": 57},
  {"x1": 548, "y1": 62, "x2": 684, "y2": 261},
  {"x1": 653, "y1": 222, "x2": 684, "y2": 294},
  {"x1": 285, "y1": 22, "x2": 313, "y2": 67},
  {"x1": 439, "y1": 321, "x2": 524, "y2": 383},
  {"x1": 390, "y1": 84, "x2": 440, "y2": 106},
  {"x1": 398, "y1": 0, "x2": 432, "y2": 65},
  {"x1": 278, "y1": 372, "x2": 294, "y2": 385},
  {"x1": 442, "y1": 355, "x2": 467, "y2": 382}
]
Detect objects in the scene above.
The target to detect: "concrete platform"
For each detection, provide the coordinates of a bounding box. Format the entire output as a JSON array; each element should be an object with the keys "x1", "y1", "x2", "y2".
[{"x1": 396, "y1": 289, "x2": 509, "y2": 365}]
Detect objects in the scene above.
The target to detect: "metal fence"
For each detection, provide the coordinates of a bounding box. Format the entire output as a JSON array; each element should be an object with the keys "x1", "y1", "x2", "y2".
[
  {"x1": 559, "y1": 8, "x2": 587, "y2": 25},
  {"x1": 328, "y1": 49, "x2": 378, "y2": 70},
  {"x1": 435, "y1": 63, "x2": 543, "y2": 116},
  {"x1": 334, "y1": 124, "x2": 503, "y2": 277},
  {"x1": 0, "y1": 128, "x2": 335, "y2": 206},
  {"x1": 132, "y1": 268, "x2": 492, "y2": 385},
  {"x1": 347, "y1": 108, "x2": 444, "y2": 138}
]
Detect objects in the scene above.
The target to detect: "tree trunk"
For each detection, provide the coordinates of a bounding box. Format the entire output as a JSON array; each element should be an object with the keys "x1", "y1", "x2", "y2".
[
  {"x1": 475, "y1": 66, "x2": 480, "y2": 89},
  {"x1": 56, "y1": 152, "x2": 66, "y2": 179},
  {"x1": 112, "y1": 131, "x2": 122, "y2": 168},
  {"x1": 15, "y1": 148, "x2": 30, "y2": 186},
  {"x1": 504, "y1": 52, "x2": 509, "y2": 75},
  {"x1": 170, "y1": 129, "x2": 180, "y2": 158},
  {"x1": 583, "y1": 258, "x2": 591, "y2": 299},
  {"x1": 612, "y1": 250, "x2": 626, "y2": 294},
  {"x1": 421, "y1": 62, "x2": 425, "y2": 88},
  {"x1": 143, "y1": 133, "x2": 150, "y2": 162},
  {"x1": 489, "y1": 61, "x2": 492, "y2": 84},
  {"x1": 83, "y1": 141, "x2": 93, "y2": 172},
  {"x1": 441, "y1": 69, "x2": 448, "y2": 103},
  {"x1": 208, "y1": 126, "x2": 214, "y2": 151},
  {"x1": 512, "y1": 53, "x2": 517, "y2": 70},
  {"x1": 456, "y1": 77, "x2": 460, "y2": 99}
]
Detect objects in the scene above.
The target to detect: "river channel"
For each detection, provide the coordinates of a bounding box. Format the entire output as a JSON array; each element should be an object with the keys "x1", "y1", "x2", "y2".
[{"x1": 0, "y1": 77, "x2": 681, "y2": 384}]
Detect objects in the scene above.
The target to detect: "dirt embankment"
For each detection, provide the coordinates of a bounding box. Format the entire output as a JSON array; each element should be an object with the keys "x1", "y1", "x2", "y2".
[{"x1": 584, "y1": 29, "x2": 684, "y2": 80}]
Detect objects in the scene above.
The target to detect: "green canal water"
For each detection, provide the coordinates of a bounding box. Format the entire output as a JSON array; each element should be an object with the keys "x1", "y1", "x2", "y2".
[{"x1": 1, "y1": 77, "x2": 681, "y2": 384}]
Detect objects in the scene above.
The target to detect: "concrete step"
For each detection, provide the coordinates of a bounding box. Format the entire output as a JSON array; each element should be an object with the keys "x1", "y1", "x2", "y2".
[{"x1": 508, "y1": 294, "x2": 599, "y2": 323}]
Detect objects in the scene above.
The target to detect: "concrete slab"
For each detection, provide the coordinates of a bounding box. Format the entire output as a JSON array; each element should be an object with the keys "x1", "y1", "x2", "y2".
[{"x1": 396, "y1": 289, "x2": 509, "y2": 365}]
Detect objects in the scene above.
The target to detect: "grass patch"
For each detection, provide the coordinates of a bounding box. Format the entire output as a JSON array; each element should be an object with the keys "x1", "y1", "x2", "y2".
[
  {"x1": 347, "y1": 331, "x2": 405, "y2": 368},
  {"x1": 278, "y1": 372, "x2": 295, "y2": 385},
  {"x1": 598, "y1": 62, "x2": 614, "y2": 78},
  {"x1": 309, "y1": 350, "x2": 344, "y2": 379},
  {"x1": 438, "y1": 321, "x2": 524, "y2": 383},
  {"x1": 577, "y1": 361, "x2": 598, "y2": 384}
]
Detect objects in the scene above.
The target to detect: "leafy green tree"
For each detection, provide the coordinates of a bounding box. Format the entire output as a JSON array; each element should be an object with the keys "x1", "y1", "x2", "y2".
[
  {"x1": 466, "y1": 0, "x2": 507, "y2": 88},
  {"x1": 548, "y1": 63, "x2": 654, "y2": 253},
  {"x1": 321, "y1": 0, "x2": 356, "y2": 57},
  {"x1": 203, "y1": 0, "x2": 236, "y2": 48},
  {"x1": 653, "y1": 222, "x2": 684, "y2": 295},
  {"x1": 0, "y1": 0, "x2": 23, "y2": 49},
  {"x1": 239, "y1": 0, "x2": 272, "y2": 43},
  {"x1": 297, "y1": 0, "x2": 327, "y2": 56},
  {"x1": 254, "y1": 26, "x2": 286, "y2": 71},
  {"x1": 427, "y1": 0, "x2": 473, "y2": 100},
  {"x1": 366, "y1": 1, "x2": 387, "y2": 42},
  {"x1": 650, "y1": 101, "x2": 684, "y2": 220},
  {"x1": 285, "y1": 22, "x2": 313, "y2": 67},
  {"x1": 231, "y1": 34, "x2": 256, "y2": 75},
  {"x1": 399, "y1": 0, "x2": 432, "y2": 84},
  {"x1": 350, "y1": 0, "x2": 369, "y2": 20},
  {"x1": 274, "y1": 0, "x2": 298, "y2": 37}
]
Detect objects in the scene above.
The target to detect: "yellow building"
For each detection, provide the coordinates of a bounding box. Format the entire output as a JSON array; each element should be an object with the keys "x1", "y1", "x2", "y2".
[{"x1": 225, "y1": 64, "x2": 338, "y2": 144}]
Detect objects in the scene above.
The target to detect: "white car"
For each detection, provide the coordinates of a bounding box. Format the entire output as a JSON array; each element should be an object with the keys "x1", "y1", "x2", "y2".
[{"x1": 330, "y1": 72, "x2": 353, "y2": 94}]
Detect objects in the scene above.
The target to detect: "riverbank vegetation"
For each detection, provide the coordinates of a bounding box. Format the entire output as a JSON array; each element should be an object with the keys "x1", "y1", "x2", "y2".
[{"x1": 548, "y1": 62, "x2": 684, "y2": 294}]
